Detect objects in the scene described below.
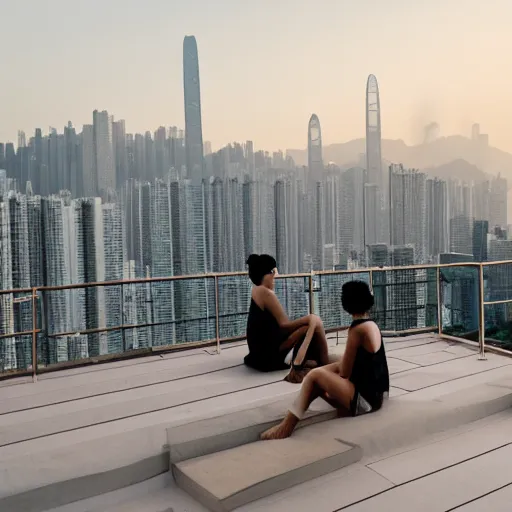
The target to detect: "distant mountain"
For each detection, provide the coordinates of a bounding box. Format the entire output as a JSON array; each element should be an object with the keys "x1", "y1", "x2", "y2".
[
  {"x1": 287, "y1": 135, "x2": 512, "y2": 183},
  {"x1": 425, "y1": 159, "x2": 488, "y2": 183}
]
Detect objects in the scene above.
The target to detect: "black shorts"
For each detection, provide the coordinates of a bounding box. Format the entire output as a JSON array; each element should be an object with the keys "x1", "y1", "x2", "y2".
[{"x1": 350, "y1": 390, "x2": 384, "y2": 417}]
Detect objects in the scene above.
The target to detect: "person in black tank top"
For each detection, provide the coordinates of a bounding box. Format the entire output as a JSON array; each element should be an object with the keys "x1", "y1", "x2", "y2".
[
  {"x1": 261, "y1": 280, "x2": 389, "y2": 440},
  {"x1": 244, "y1": 254, "x2": 330, "y2": 375}
]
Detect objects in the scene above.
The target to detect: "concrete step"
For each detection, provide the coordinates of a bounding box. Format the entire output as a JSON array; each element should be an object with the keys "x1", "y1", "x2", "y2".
[
  {"x1": 170, "y1": 377, "x2": 512, "y2": 511},
  {"x1": 174, "y1": 437, "x2": 361, "y2": 512},
  {"x1": 168, "y1": 395, "x2": 337, "y2": 464}
]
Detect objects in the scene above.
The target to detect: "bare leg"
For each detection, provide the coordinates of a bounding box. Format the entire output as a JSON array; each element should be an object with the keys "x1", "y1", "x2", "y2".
[
  {"x1": 293, "y1": 317, "x2": 329, "y2": 367},
  {"x1": 311, "y1": 318, "x2": 330, "y2": 366},
  {"x1": 279, "y1": 325, "x2": 308, "y2": 353},
  {"x1": 261, "y1": 366, "x2": 355, "y2": 440}
]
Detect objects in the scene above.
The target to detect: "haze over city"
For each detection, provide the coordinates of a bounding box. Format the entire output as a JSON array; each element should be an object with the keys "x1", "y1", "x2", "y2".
[{"x1": 1, "y1": 0, "x2": 511, "y2": 153}]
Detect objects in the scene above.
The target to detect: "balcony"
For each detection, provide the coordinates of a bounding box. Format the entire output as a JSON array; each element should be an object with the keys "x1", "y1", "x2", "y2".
[{"x1": 1, "y1": 263, "x2": 512, "y2": 511}]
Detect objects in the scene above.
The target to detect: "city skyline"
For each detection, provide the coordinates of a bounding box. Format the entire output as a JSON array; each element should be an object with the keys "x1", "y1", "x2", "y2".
[
  {"x1": 1, "y1": 1, "x2": 512, "y2": 153},
  {"x1": 2, "y1": 12, "x2": 512, "y2": 372}
]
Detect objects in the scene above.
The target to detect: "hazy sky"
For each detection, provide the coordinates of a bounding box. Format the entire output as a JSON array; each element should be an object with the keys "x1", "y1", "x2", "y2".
[{"x1": 1, "y1": 0, "x2": 510, "y2": 152}]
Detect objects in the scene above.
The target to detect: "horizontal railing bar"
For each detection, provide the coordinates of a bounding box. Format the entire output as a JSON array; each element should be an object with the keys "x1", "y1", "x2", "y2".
[
  {"x1": 482, "y1": 260, "x2": 512, "y2": 267},
  {"x1": 0, "y1": 287, "x2": 35, "y2": 296},
  {"x1": 483, "y1": 299, "x2": 512, "y2": 306},
  {"x1": 0, "y1": 330, "x2": 41, "y2": 340},
  {"x1": 0, "y1": 262, "x2": 491, "y2": 296}
]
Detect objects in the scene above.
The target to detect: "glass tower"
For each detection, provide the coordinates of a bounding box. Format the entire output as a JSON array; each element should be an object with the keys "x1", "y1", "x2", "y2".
[{"x1": 183, "y1": 36, "x2": 204, "y2": 185}]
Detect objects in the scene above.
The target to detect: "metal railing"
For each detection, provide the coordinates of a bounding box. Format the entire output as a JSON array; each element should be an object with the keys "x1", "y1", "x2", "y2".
[{"x1": 1, "y1": 260, "x2": 512, "y2": 382}]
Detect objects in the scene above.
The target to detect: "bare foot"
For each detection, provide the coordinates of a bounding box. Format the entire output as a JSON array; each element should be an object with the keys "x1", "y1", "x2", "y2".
[
  {"x1": 260, "y1": 414, "x2": 299, "y2": 440},
  {"x1": 261, "y1": 421, "x2": 293, "y2": 440}
]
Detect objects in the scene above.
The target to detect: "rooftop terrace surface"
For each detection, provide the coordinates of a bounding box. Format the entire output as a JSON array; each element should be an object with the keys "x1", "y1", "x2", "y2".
[{"x1": 2, "y1": 333, "x2": 512, "y2": 511}]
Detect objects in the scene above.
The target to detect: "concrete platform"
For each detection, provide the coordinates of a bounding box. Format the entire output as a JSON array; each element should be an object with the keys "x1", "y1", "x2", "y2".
[
  {"x1": 169, "y1": 375, "x2": 512, "y2": 510},
  {"x1": 174, "y1": 438, "x2": 361, "y2": 512},
  {"x1": 1, "y1": 333, "x2": 512, "y2": 512}
]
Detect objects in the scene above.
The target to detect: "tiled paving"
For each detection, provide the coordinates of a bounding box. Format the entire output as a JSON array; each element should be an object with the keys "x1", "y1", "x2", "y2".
[{"x1": 1, "y1": 333, "x2": 512, "y2": 511}]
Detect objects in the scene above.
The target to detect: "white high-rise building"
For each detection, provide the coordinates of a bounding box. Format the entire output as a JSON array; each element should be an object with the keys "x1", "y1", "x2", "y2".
[
  {"x1": 150, "y1": 179, "x2": 177, "y2": 346},
  {"x1": 102, "y1": 202, "x2": 125, "y2": 354},
  {"x1": 41, "y1": 196, "x2": 71, "y2": 364},
  {"x1": 0, "y1": 199, "x2": 16, "y2": 370},
  {"x1": 80, "y1": 198, "x2": 107, "y2": 357}
]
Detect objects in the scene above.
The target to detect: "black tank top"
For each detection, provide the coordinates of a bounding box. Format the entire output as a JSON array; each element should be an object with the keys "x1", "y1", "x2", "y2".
[
  {"x1": 246, "y1": 298, "x2": 283, "y2": 360},
  {"x1": 349, "y1": 319, "x2": 389, "y2": 396}
]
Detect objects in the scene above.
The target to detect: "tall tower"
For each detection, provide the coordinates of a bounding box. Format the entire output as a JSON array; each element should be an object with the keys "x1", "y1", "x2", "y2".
[
  {"x1": 306, "y1": 114, "x2": 324, "y2": 269},
  {"x1": 365, "y1": 75, "x2": 382, "y2": 188},
  {"x1": 183, "y1": 35, "x2": 204, "y2": 185},
  {"x1": 307, "y1": 114, "x2": 323, "y2": 184},
  {"x1": 365, "y1": 74, "x2": 386, "y2": 250}
]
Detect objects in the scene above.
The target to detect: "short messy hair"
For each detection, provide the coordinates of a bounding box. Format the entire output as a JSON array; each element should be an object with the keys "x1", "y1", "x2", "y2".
[{"x1": 341, "y1": 280, "x2": 374, "y2": 315}]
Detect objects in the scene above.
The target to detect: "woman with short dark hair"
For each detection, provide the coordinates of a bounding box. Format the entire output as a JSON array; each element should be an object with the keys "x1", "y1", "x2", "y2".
[
  {"x1": 261, "y1": 280, "x2": 389, "y2": 439},
  {"x1": 244, "y1": 254, "x2": 329, "y2": 378}
]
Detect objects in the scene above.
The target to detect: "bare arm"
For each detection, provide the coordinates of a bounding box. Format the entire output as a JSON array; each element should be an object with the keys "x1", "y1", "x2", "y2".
[
  {"x1": 339, "y1": 327, "x2": 362, "y2": 379},
  {"x1": 258, "y1": 287, "x2": 312, "y2": 333},
  {"x1": 291, "y1": 316, "x2": 319, "y2": 365}
]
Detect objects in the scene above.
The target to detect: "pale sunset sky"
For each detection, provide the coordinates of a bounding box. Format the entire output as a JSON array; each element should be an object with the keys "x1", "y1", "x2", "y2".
[{"x1": 0, "y1": 0, "x2": 510, "y2": 152}]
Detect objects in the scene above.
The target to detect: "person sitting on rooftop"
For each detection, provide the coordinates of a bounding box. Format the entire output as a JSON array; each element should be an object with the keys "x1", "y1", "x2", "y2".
[
  {"x1": 244, "y1": 254, "x2": 329, "y2": 380},
  {"x1": 261, "y1": 279, "x2": 389, "y2": 439}
]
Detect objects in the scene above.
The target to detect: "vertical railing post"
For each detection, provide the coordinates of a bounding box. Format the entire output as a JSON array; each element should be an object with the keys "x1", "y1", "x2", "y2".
[
  {"x1": 31, "y1": 287, "x2": 38, "y2": 383},
  {"x1": 436, "y1": 266, "x2": 442, "y2": 336},
  {"x1": 308, "y1": 272, "x2": 314, "y2": 315},
  {"x1": 214, "y1": 275, "x2": 220, "y2": 355},
  {"x1": 369, "y1": 269, "x2": 374, "y2": 294},
  {"x1": 478, "y1": 263, "x2": 486, "y2": 360}
]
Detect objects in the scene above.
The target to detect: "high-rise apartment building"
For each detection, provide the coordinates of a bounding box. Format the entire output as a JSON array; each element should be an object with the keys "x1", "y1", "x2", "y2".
[
  {"x1": 0, "y1": 199, "x2": 16, "y2": 370},
  {"x1": 473, "y1": 220, "x2": 489, "y2": 262},
  {"x1": 81, "y1": 125, "x2": 96, "y2": 196},
  {"x1": 389, "y1": 165, "x2": 427, "y2": 264},
  {"x1": 450, "y1": 214, "x2": 473, "y2": 255},
  {"x1": 113, "y1": 120, "x2": 127, "y2": 188},
  {"x1": 102, "y1": 202, "x2": 124, "y2": 354},
  {"x1": 388, "y1": 245, "x2": 417, "y2": 330},
  {"x1": 183, "y1": 36, "x2": 204, "y2": 185},
  {"x1": 41, "y1": 196, "x2": 71, "y2": 364},
  {"x1": 339, "y1": 167, "x2": 365, "y2": 259},
  {"x1": 93, "y1": 110, "x2": 115, "y2": 192},
  {"x1": 426, "y1": 178, "x2": 449, "y2": 261},
  {"x1": 490, "y1": 174, "x2": 507, "y2": 230}
]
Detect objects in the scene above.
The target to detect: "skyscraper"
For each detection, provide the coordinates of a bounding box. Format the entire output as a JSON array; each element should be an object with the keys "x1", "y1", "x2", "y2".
[
  {"x1": 41, "y1": 196, "x2": 71, "y2": 364},
  {"x1": 450, "y1": 214, "x2": 472, "y2": 255},
  {"x1": 389, "y1": 165, "x2": 427, "y2": 264},
  {"x1": 307, "y1": 114, "x2": 323, "y2": 184},
  {"x1": 473, "y1": 220, "x2": 489, "y2": 262},
  {"x1": 0, "y1": 199, "x2": 16, "y2": 370},
  {"x1": 339, "y1": 167, "x2": 365, "y2": 259},
  {"x1": 366, "y1": 75, "x2": 382, "y2": 189},
  {"x1": 365, "y1": 75, "x2": 387, "y2": 247},
  {"x1": 490, "y1": 174, "x2": 507, "y2": 230},
  {"x1": 93, "y1": 110, "x2": 115, "y2": 192},
  {"x1": 426, "y1": 178, "x2": 449, "y2": 260},
  {"x1": 183, "y1": 35, "x2": 204, "y2": 185},
  {"x1": 81, "y1": 125, "x2": 96, "y2": 197}
]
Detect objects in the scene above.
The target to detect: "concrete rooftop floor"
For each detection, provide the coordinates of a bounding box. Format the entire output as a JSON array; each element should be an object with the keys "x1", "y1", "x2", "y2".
[{"x1": 2, "y1": 332, "x2": 512, "y2": 511}]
